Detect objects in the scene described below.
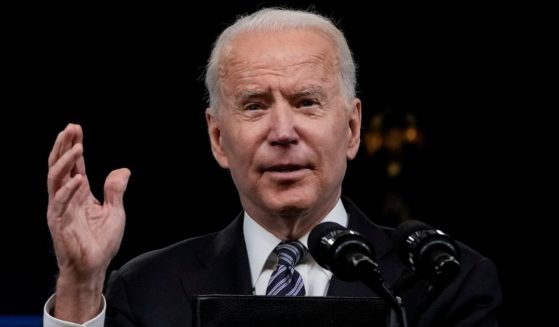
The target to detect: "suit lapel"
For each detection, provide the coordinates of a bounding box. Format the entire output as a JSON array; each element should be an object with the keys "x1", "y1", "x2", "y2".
[{"x1": 180, "y1": 213, "x2": 253, "y2": 297}]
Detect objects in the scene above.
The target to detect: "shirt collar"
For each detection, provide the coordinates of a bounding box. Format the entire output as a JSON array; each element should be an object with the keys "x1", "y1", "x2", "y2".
[{"x1": 243, "y1": 198, "x2": 348, "y2": 287}]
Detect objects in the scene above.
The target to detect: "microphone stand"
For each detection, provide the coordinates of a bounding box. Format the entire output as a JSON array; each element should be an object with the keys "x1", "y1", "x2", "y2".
[
  {"x1": 391, "y1": 267, "x2": 458, "y2": 325},
  {"x1": 352, "y1": 254, "x2": 408, "y2": 327},
  {"x1": 390, "y1": 268, "x2": 418, "y2": 295}
]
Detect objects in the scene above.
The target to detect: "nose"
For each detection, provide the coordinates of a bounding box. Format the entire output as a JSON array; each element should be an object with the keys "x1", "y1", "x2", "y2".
[{"x1": 267, "y1": 102, "x2": 298, "y2": 146}]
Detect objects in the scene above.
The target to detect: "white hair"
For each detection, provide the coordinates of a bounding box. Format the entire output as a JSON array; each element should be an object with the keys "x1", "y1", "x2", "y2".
[{"x1": 205, "y1": 8, "x2": 357, "y2": 115}]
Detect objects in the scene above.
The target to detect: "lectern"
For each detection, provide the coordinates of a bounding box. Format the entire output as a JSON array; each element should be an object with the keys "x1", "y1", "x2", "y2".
[{"x1": 195, "y1": 295, "x2": 390, "y2": 327}]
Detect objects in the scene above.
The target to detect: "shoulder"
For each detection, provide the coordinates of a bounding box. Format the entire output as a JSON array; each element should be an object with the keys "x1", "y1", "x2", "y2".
[
  {"x1": 108, "y1": 212, "x2": 245, "y2": 286},
  {"x1": 113, "y1": 232, "x2": 218, "y2": 283},
  {"x1": 451, "y1": 240, "x2": 501, "y2": 291},
  {"x1": 103, "y1": 232, "x2": 227, "y2": 324}
]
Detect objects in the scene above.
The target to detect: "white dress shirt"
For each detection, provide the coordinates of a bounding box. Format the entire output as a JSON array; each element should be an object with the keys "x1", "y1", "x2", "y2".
[
  {"x1": 43, "y1": 294, "x2": 105, "y2": 327},
  {"x1": 44, "y1": 199, "x2": 348, "y2": 326},
  {"x1": 244, "y1": 199, "x2": 348, "y2": 296}
]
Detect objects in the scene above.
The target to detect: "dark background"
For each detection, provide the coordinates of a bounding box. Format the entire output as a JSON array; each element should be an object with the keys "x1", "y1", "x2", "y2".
[{"x1": 2, "y1": 1, "x2": 554, "y2": 326}]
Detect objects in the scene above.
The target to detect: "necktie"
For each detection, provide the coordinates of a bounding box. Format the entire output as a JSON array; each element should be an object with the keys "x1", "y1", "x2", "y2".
[{"x1": 266, "y1": 241, "x2": 308, "y2": 296}]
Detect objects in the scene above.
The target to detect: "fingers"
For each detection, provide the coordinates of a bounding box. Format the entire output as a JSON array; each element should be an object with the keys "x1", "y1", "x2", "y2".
[
  {"x1": 71, "y1": 125, "x2": 86, "y2": 176},
  {"x1": 104, "y1": 168, "x2": 131, "y2": 208},
  {"x1": 48, "y1": 131, "x2": 64, "y2": 168},
  {"x1": 48, "y1": 123, "x2": 85, "y2": 169},
  {"x1": 47, "y1": 143, "x2": 84, "y2": 198},
  {"x1": 47, "y1": 123, "x2": 87, "y2": 198},
  {"x1": 49, "y1": 174, "x2": 84, "y2": 220},
  {"x1": 73, "y1": 154, "x2": 87, "y2": 176}
]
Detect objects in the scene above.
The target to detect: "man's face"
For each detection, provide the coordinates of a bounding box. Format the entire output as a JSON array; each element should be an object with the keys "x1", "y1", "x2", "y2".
[{"x1": 207, "y1": 29, "x2": 361, "y2": 221}]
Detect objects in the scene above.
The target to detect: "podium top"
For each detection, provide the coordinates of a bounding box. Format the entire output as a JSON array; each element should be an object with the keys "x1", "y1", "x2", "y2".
[{"x1": 195, "y1": 294, "x2": 388, "y2": 327}]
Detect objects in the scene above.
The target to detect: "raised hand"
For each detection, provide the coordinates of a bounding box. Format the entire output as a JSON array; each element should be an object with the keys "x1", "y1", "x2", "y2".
[{"x1": 46, "y1": 123, "x2": 131, "y2": 322}]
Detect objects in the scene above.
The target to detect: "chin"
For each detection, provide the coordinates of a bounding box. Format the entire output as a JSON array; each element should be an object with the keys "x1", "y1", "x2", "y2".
[
  {"x1": 264, "y1": 192, "x2": 316, "y2": 217},
  {"x1": 275, "y1": 204, "x2": 307, "y2": 217}
]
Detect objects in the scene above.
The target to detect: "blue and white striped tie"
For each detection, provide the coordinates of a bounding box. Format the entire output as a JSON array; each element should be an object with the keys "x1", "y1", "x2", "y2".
[{"x1": 266, "y1": 241, "x2": 307, "y2": 296}]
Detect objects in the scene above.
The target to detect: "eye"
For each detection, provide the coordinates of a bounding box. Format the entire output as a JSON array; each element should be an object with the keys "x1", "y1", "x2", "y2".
[
  {"x1": 244, "y1": 103, "x2": 264, "y2": 111},
  {"x1": 298, "y1": 99, "x2": 318, "y2": 108}
]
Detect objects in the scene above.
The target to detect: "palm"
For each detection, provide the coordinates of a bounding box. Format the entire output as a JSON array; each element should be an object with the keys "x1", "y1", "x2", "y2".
[
  {"x1": 49, "y1": 187, "x2": 124, "y2": 274},
  {"x1": 47, "y1": 124, "x2": 130, "y2": 278}
]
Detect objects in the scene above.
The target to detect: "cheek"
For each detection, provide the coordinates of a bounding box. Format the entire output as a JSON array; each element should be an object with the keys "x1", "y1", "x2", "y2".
[
  {"x1": 222, "y1": 128, "x2": 257, "y2": 168},
  {"x1": 316, "y1": 123, "x2": 350, "y2": 167},
  {"x1": 322, "y1": 121, "x2": 348, "y2": 150}
]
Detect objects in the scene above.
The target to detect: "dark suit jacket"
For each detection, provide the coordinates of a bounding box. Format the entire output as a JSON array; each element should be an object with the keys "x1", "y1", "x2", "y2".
[{"x1": 105, "y1": 198, "x2": 501, "y2": 326}]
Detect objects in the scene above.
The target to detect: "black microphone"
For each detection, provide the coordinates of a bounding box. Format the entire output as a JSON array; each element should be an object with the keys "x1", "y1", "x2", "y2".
[
  {"x1": 392, "y1": 220, "x2": 461, "y2": 285},
  {"x1": 308, "y1": 222, "x2": 375, "y2": 280},
  {"x1": 309, "y1": 222, "x2": 399, "y2": 309}
]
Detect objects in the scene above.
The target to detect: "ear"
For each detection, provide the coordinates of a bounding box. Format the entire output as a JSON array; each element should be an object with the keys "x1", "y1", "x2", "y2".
[
  {"x1": 346, "y1": 99, "x2": 362, "y2": 160},
  {"x1": 206, "y1": 109, "x2": 230, "y2": 169}
]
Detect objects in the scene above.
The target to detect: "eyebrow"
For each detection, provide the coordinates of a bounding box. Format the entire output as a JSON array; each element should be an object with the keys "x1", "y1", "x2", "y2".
[
  {"x1": 236, "y1": 90, "x2": 269, "y2": 102},
  {"x1": 293, "y1": 86, "x2": 325, "y2": 98},
  {"x1": 235, "y1": 85, "x2": 326, "y2": 103}
]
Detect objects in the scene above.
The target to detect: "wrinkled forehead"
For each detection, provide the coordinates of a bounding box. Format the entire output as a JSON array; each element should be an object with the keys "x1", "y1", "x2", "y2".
[{"x1": 217, "y1": 28, "x2": 340, "y2": 85}]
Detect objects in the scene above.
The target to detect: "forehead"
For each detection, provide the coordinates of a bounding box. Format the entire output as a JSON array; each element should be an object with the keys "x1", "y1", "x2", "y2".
[{"x1": 218, "y1": 29, "x2": 339, "y2": 86}]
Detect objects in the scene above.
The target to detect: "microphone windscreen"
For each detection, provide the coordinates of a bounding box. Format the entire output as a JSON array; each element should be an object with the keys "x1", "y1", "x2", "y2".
[
  {"x1": 392, "y1": 219, "x2": 461, "y2": 284},
  {"x1": 308, "y1": 222, "x2": 345, "y2": 268},
  {"x1": 392, "y1": 219, "x2": 432, "y2": 259}
]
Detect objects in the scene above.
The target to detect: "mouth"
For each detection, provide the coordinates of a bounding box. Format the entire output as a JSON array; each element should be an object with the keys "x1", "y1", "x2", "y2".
[
  {"x1": 262, "y1": 163, "x2": 312, "y2": 182},
  {"x1": 267, "y1": 164, "x2": 306, "y2": 172}
]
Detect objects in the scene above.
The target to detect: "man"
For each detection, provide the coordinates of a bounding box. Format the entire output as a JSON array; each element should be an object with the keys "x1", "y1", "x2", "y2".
[{"x1": 44, "y1": 8, "x2": 501, "y2": 327}]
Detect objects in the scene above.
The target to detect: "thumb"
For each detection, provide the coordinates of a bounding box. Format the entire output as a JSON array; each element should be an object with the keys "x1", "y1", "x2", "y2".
[{"x1": 104, "y1": 168, "x2": 131, "y2": 207}]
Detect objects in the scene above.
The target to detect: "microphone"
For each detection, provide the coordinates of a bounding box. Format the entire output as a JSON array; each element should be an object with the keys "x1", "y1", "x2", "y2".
[
  {"x1": 392, "y1": 220, "x2": 461, "y2": 285},
  {"x1": 308, "y1": 222, "x2": 399, "y2": 309},
  {"x1": 308, "y1": 222, "x2": 375, "y2": 281}
]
